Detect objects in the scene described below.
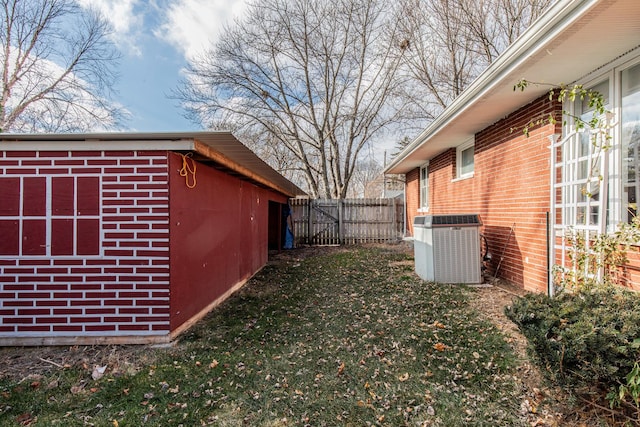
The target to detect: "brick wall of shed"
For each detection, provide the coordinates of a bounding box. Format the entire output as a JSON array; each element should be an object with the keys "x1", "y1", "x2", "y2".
[
  {"x1": 406, "y1": 95, "x2": 561, "y2": 292},
  {"x1": 0, "y1": 150, "x2": 170, "y2": 345}
]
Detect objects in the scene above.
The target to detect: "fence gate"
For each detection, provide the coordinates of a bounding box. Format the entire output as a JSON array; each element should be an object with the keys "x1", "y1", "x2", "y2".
[{"x1": 289, "y1": 198, "x2": 404, "y2": 246}]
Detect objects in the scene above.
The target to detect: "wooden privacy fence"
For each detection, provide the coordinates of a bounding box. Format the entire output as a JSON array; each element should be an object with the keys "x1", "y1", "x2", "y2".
[{"x1": 289, "y1": 198, "x2": 404, "y2": 245}]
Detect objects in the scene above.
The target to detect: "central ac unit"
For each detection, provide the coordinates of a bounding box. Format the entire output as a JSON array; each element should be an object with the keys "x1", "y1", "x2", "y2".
[{"x1": 413, "y1": 214, "x2": 482, "y2": 284}]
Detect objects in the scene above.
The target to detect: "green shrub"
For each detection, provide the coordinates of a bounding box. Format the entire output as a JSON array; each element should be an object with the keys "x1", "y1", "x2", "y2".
[{"x1": 505, "y1": 286, "x2": 640, "y2": 390}]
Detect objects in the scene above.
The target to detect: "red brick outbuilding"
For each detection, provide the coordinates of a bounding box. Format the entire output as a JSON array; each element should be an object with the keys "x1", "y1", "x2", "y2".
[{"x1": 0, "y1": 132, "x2": 305, "y2": 346}]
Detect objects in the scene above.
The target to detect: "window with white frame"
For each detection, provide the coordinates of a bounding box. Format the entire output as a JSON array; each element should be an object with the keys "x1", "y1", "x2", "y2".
[
  {"x1": 570, "y1": 79, "x2": 609, "y2": 229},
  {"x1": 456, "y1": 139, "x2": 474, "y2": 179},
  {"x1": 551, "y1": 53, "x2": 640, "y2": 285},
  {"x1": 622, "y1": 62, "x2": 640, "y2": 223},
  {"x1": 555, "y1": 56, "x2": 640, "y2": 231},
  {"x1": 419, "y1": 163, "x2": 429, "y2": 210}
]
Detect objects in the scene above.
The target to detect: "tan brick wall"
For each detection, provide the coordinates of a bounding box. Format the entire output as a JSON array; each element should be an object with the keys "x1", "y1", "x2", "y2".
[{"x1": 406, "y1": 95, "x2": 561, "y2": 292}]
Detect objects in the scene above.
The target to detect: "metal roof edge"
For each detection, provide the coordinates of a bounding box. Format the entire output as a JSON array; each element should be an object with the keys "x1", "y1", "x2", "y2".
[
  {"x1": 192, "y1": 138, "x2": 306, "y2": 198},
  {"x1": 0, "y1": 130, "x2": 233, "y2": 143},
  {"x1": 384, "y1": 0, "x2": 596, "y2": 174},
  {"x1": 0, "y1": 138, "x2": 196, "y2": 151}
]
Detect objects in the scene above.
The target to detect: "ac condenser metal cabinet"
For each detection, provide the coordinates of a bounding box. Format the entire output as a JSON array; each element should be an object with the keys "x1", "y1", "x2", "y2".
[{"x1": 413, "y1": 214, "x2": 482, "y2": 284}]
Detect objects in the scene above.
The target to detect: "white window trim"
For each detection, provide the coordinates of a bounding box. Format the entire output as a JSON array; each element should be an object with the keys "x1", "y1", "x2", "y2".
[
  {"x1": 418, "y1": 162, "x2": 429, "y2": 212},
  {"x1": 455, "y1": 138, "x2": 475, "y2": 180},
  {"x1": 558, "y1": 53, "x2": 640, "y2": 231},
  {"x1": 549, "y1": 50, "x2": 640, "y2": 294}
]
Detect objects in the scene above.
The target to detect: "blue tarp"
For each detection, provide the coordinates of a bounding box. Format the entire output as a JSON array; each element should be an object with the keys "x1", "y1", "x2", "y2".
[{"x1": 283, "y1": 204, "x2": 294, "y2": 249}]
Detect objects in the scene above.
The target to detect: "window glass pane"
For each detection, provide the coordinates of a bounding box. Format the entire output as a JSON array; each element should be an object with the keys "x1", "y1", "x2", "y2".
[
  {"x1": 622, "y1": 63, "x2": 640, "y2": 222},
  {"x1": 579, "y1": 80, "x2": 609, "y2": 115},
  {"x1": 420, "y1": 165, "x2": 428, "y2": 208},
  {"x1": 577, "y1": 159, "x2": 589, "y2": 180},
  {"x1": 460, "y1": 146, "x2": 474, "y2": 176}
]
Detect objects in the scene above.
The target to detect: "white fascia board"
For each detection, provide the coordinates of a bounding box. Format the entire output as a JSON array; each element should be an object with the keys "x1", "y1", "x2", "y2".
[
  {"x1": 0, "y1": 139, "x2": 195, "y2": 151},
  {"x1": 385, "y1": 0, "x2": 597, "y2": 174}
]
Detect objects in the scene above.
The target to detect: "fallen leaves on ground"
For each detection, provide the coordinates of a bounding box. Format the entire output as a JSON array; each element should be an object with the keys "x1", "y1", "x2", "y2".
[{"x1": 0, "y1": 246, "x2": 528, "y2": 426}]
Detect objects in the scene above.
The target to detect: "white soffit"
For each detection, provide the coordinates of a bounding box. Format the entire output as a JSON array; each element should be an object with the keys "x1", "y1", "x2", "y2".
[{"x1": 387, "y1": 0, "x2": 640, "y2": 174}]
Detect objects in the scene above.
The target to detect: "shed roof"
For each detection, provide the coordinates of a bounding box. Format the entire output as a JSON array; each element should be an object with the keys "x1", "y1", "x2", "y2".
[
  {"x1": 0, "y1": 131, "x2": 306, "y2": 198},
  {"x1": 386, "y1": 0, "x2": 640, "y2": 174}
]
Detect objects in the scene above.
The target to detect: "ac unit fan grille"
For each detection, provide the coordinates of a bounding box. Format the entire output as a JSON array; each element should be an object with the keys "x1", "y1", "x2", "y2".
[{"x1": 431, "y1": 215, "x2": 481, "y2": 226}]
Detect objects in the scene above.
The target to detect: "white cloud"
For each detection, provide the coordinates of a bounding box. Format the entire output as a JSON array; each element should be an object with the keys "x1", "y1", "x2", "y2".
[
  {"x1": 154, "y1": 0, "x2": 248, "y2": 60},
  {"x1": 75, "y1": 0, "x2": 144, "y2": 56},
  {"x1": 4, "y1": 52, "x2": 126, "y2": 132}
]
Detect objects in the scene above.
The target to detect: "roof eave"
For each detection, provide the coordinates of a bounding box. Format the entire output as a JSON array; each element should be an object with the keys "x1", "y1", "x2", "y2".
[
  {"x1": 385, "y1": 0, "x2": 600, "y2": 175},
  {"x1": 0, "y1": 131, "x2": 307, "y2": 198}
]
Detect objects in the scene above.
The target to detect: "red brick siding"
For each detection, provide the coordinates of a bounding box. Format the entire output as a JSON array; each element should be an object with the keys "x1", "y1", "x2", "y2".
[
  {"x1": 622, "y1": 249, "x2": 640, "y2": 291},
  {"x1": 406, "y1": 95, "x2": 561, "y2": 292},
  {"x1": 405, "y1": 168, "x2": 420, "y2": 236},
  {"x1": 0, "y1": 150, "x2": 170, "y2": 339}
]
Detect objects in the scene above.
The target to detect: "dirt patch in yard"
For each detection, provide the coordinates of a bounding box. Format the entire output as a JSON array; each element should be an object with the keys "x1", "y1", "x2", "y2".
[
  {"x1": 0, "y1": 343, "x2": 153, "y2": 386},
  {"x1": 468, "y1": 282, "x2": 561, "y2": 426}
]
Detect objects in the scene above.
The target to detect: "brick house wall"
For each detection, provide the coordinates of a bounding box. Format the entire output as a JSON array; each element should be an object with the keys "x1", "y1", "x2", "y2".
[
  {"x1": 406, "y1": 95, "x2": 561, "y2": 292},
  {"x1": 621, "y1": 249, "x2": 640, "y2": 291},
  {"x1": 0, "y1": 150, "x2": 170, "y2": 343},
  {"x1": 405, "y1": 168, "x2": 420, "y2": 236}
]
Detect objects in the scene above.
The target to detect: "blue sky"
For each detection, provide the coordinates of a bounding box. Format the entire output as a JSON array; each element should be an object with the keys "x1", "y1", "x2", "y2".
[{"x1": 77, "y1": 0, "x2": 248, "y2": 132}]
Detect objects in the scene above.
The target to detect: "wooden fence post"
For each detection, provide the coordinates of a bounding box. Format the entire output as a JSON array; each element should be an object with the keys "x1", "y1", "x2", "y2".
[
  {"x1": 307, "y1": 199, "x2": 313, "y2": 245},
  {"x1": 391, "y1": 197, "x2": 396, "y2": 240},
  {"x1": 338, "y1": 199, "x2": 344, "y2": 245}
]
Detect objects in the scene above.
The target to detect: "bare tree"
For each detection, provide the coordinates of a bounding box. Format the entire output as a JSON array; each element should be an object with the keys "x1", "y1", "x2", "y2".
[
  {"x1": 458, "y1": 0, "x2": 554, "y2": 62},
  {"x1": 176, "y1": 0, "x2": 410, "y2": 199},
  {"x1": 397, "y1": 0, "x2": 552, "y2": 120},
  {"x1": 348, "y1": 156, "x2": 383, "y2": 198},
  {"x1": 0, "y1": 0, "x2": 123, "y2": 133},
  {"x1": 390, "y1": 135, "x2": 412, "y2": 159}
]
